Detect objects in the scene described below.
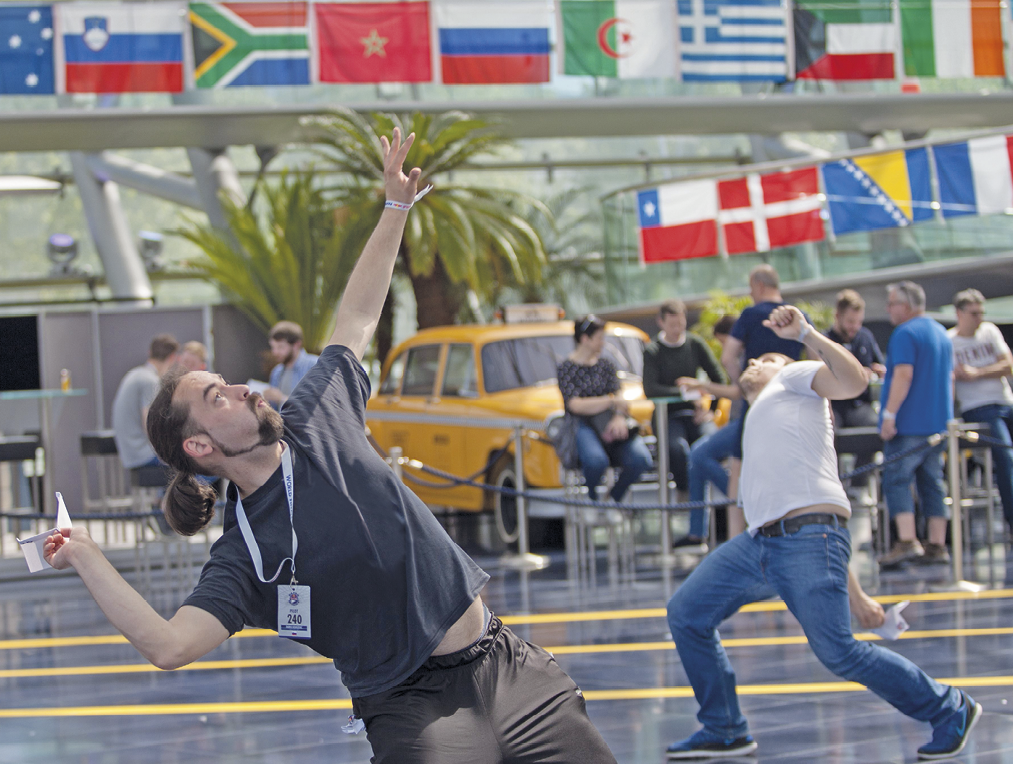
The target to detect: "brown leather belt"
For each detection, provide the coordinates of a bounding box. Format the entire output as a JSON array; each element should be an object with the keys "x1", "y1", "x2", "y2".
[{"x1": 758, "y1": 513, "x2": 848, "y2": 537}]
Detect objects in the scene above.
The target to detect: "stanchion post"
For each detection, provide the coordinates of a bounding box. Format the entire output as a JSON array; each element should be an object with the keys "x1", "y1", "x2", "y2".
[
  {"x1": 948, "y1": 419, "x2": 963, "y2": 583},
  {"x1": 390, "y1": 446, "x2": 403, "y2": 481},
  {"x1": 655, "y1": 400, "x2": 672, "y2": 554},
  {"x1": 501, "y1": 425, "x2": 549, "y2": 570}
]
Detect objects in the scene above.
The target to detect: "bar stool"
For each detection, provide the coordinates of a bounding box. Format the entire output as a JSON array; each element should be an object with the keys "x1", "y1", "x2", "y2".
[{"x1": 80, "y1": 431, "x2": 134, "y2": 544}]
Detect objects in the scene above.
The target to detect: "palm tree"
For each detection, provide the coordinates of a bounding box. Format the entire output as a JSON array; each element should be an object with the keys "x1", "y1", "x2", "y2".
[
  {"x1": 177, "y1": 169, "x2": 356, "y2": 354},
  {"x1": 302, "y1": 109, "x2": 548, "y2": 334}
]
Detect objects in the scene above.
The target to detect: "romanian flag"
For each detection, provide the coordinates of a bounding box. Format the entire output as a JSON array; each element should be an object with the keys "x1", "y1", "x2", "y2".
[{"x1": 821, "y1": 149, "x2": 935, "y2": 236}]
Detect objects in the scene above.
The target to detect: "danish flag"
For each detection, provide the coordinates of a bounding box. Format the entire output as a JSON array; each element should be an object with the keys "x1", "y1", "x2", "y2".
[{"x1": 717, "y1": 168, "x2": 825, "y2": 254}]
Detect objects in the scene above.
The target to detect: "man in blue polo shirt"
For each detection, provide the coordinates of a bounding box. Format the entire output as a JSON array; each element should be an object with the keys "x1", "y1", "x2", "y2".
[{"x1": 878, "y1": 281, "x2": 953, "y2": 567}]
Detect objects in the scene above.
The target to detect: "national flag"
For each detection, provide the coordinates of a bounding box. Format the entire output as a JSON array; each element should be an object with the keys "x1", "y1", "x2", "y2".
[
  {"x1": 901, "y1": 0, "x2": 1004, "y2": 78},
  {"x1": 189, "y1": 2, "x2": 310, "y2": 88},
  {"x1": 821, "y1": 148, "x2": 934, "y2": 236},
  {"x1": 677, "y1": 0, "x2": 790, "y2": 82},
  {"x1": 559, "y1": 0, "x2": 678, "y2": 79},
  {"x1": 932, "y1": 136, "x2": 1013, "y2": 218},
  {"x1": 794, "y1": 0, "x2": 897, "y2": 80},
  {"x1": 716, "y1": 168, "x2": 824, "y2": 254},
  {"x1": 0, "y1": 5, "x2": 54, "y2": 94},
  {"x1": 55, "y1": 1, "x2": 185, "y2": 93},
  {"x1": 636, "y1": 181, "x2": 720, "y2": 263},
  {"x1": 435, "y1": 0, "x2": 551, "y2": 84},
  {"x1": 315, "y1": 1, "x2": 432, "y2": 83}
]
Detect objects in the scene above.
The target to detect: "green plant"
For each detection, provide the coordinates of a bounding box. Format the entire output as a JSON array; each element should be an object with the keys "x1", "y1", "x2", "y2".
[
  {"x1": 795, "y1": 300, "x2": 833, "y2": 332},
  {"x1": 302, "y1": 108, "x2": 548, "y2": 330},
  {"x1": 691, "y1": 290, "x2": 753, "y2": 358},
  {"x1": 177, "y1": 169, "x2": 355, "y2": 354}
]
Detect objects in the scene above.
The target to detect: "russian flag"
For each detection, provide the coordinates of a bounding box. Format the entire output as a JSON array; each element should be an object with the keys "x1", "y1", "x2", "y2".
[
  {"x1": 637, "y1": 181, "x2": 720, "y2": 263},
  {"x1": 933, "y1": 135, "x2": 1013, "y2": 218},
  {"x1": 435, "y1": 0, "x2": 551, "y2": 84},
  {"x1": 56, "y1": 1, "x2": 185, "y2": 93}
]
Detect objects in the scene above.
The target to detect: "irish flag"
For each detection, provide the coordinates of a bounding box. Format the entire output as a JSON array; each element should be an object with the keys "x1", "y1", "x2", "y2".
[
  {"x1": 794, "y1": 0, "x2": 897, "y2": 80},
  {"x1": 559, "y1": 0, "x2": 677, "y2": 78},
  {"x1": 901, "y1": 0, "x2": 1004, "y2": 78}
]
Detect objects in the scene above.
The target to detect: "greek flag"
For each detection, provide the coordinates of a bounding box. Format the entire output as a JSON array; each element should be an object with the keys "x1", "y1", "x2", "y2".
[{"x1": 678, "y1": 0, "x2": 790, "y2": 81}]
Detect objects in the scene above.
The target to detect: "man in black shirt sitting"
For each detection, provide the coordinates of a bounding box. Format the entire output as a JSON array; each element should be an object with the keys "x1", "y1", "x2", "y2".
[
  {"x1": 643, "y1": 299, "x2": 727, "y2": 548},
  {"x1": 43, "y1": 129, "x2": 617, "y2": 764}
]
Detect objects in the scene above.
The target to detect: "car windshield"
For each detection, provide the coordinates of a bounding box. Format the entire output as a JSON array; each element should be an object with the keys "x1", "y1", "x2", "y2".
[{"x1": 481, "y1": 333, "x2": 643, "y2": 394}]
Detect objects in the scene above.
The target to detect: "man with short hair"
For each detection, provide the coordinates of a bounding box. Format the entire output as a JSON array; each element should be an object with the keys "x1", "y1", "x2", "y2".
[
  {"x1": 264, "y1": 321, "x2": 318, "y2": 407},
  {"x1": 949, "y1": 289, "x2": 1013, "y2": 532},
  {"x1": 44, "y1": 131, "x2": 617, "y2": 764},
  {"x1": 665, "y1": 305, "x2": 980, "y2": 762},
  {"x1": 111, "y1": 333, "x2": 179, "y2": 469},
  {"x1": 178, "y1": 341, "x2": 208, "y2": 372},
  {"x1": 878, "y1": 281, "x2": 954, "y2": 567},
  {"x1": 642, "y1": 299, "x2": 726, "y2": 548}
]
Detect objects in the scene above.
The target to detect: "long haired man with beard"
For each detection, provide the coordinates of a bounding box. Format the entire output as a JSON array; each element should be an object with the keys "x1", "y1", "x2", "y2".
[
  {"x1": 664, "y1": 305, "x2": 980, "y2": 762},
  {"x1": 43, "y1": 130, "x2": 617, "y2": 764}
]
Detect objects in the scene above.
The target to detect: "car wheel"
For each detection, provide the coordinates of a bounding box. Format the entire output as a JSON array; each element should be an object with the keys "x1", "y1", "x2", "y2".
[{"x1": 490, "y1": 462, "x2": 520, "y2": 545}]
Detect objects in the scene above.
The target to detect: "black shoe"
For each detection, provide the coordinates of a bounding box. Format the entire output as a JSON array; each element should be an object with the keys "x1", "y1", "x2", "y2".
[{"x1": 673, "y1": 535, "x2": 708, "y2": 553}]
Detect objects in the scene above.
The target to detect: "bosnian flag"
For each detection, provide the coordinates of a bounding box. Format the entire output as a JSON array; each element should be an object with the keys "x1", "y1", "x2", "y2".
[
  {"x1": 933, "y1": 135, "x2": 1013, "y2": 218},
  {"x1": 637, "y1": 180, "x2": 720, "y2": 263},
  {"x1": 717, "y1": 168, "x2": 825, "y2": 254},
  {"x1": 434, "y1": 0, "x2": 551, "y2": 83},
  {"x1": 55, "y1": 1, "x2": 185, "y2": 93}
]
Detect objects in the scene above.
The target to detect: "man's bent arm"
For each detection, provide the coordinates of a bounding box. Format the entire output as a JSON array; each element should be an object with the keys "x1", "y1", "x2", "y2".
[
  {"x1": 47, "y1": 528, "x2": 229, "y2": 670},
  {"x1": 721, "y1": 337, "x2": 744, "y2": 383},
  {"x1": 802, "y1": 329, "x2": 868, "y2": 400},
  {"x1": 328, "y1": 129, "x2": 421, "y2": 361},
  {"x1": 883, "y1": 364, "x2": 913, "y2": 417}
]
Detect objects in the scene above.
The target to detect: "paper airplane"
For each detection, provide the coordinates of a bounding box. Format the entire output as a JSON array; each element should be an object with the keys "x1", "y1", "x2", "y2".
[
  {"x1": 871, "y1": 600, "x2": 910, "y2": 641},
  {"x1": 17, "y1": 492, "x2": 72, "y2": 573}
]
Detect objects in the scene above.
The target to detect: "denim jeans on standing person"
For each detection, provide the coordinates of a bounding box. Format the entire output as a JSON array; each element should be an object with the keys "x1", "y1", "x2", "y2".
[
  {"x1": 961, "y1": 403, "x2": 1013, "y2": 529},
  {"x1": 575, "y1": 420, "x2": 653, "y2": 502},
  {"x1": 881, "y1": 436, "x2": 948, "y2": 519},
  {"x1": 686, "y1": 423, "x2": 739, "y2": 538},
  {"x1": 666, "y1": 523, "x2": 960, "y2": 739}
]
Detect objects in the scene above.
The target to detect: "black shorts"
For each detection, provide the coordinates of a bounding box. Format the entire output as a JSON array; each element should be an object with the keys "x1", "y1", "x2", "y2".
[{"x1": 352, "y1": 615, "x2": 618, "y2": 764}]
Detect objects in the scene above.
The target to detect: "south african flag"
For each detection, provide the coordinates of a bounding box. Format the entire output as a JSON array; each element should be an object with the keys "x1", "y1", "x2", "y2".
[{"x1": 189, "y1": 2, "x2": 310, "y2": 88}]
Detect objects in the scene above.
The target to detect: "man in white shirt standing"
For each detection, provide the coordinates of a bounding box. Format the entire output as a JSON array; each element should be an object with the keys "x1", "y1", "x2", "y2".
[
  {"x1": 664, "y1": 305, "x2": 980, "y2": 762},
  {"x1": 949, "y1": 289, "x2": 1013, "y2": 532}
]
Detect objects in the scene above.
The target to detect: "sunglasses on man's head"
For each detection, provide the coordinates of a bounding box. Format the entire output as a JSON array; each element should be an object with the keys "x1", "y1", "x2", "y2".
[{"x1": 579, "y1": 315, "x2": 599, "y2": 334}]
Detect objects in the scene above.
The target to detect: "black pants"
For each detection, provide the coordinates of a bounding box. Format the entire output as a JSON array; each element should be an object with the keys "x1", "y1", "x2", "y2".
[
  {"x1": 353, "y1": 615, "x2": 617, "y2": 764},
  {"x1": 665, "y1": 413, "x2": 704, "y2": 489}
]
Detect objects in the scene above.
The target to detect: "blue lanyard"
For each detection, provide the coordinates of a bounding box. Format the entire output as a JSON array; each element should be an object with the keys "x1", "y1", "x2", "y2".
[{"x1": 234, "y1": 444, "x2": 297, "y2": 584}]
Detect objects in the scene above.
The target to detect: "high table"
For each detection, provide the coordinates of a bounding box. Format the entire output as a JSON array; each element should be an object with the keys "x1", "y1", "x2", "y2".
[
  {"x1": 0, "y1": 389, "x2": 89, "y2": 515},
  {"x1": 648, "y1": 395, "x2": 689, "y2": 564}
]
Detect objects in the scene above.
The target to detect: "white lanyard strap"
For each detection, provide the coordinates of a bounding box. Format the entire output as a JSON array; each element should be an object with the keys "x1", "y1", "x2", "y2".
[{"x1": 235, "y1": 444, "x2": 297, "y2": 584}]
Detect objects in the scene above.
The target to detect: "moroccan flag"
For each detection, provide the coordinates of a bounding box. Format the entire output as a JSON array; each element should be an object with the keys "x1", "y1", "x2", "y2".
[
  {"x1": 717, "y1": 168, "x2": 824, "y2": 254},
  {"x1": 794, "y1": 0, "x2": 897, "y2": 80},
  {"x1": 190, "y1": 2, "x2": 310, "y2": 88},
  {"x1": 901, "y1": 0, "x2": 1004, "y2": 77},
  {"x1": 559, "y1": 0, "x2": 677, "y2": 79},
  {"x1": 315, "y1": 1, "x2": 432, "y2": 83}
]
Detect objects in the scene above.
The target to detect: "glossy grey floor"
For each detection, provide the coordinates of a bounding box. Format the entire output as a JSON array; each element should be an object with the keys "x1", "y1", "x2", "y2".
[{"x1": 3, "y1": 537, "x2": 1013, "y2": 764}]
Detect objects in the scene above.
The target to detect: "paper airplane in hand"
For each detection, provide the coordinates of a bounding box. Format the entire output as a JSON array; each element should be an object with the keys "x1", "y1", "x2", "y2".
[{"x1": 17, "y1": 492, "x2": 72, "y2": 573}]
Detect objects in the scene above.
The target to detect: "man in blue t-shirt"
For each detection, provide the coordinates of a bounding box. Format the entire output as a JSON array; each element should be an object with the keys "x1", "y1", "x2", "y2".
[{"x1": 878, "y1": 280, "x2": 954, "y2": 568}]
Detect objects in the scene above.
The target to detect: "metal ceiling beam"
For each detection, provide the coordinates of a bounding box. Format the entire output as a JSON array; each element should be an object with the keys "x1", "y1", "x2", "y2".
[{"x1": 2, "y1": 92, "x2": 1013, "y2": 152}]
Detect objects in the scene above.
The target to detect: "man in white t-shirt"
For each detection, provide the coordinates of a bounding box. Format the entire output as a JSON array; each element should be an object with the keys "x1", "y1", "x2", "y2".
[
  {"x1": 949, "y1": 289, "x2": 1013, "y2": 531},
  {"x1": 664, "y1": 305, "x2": 980, "y2": 762}
]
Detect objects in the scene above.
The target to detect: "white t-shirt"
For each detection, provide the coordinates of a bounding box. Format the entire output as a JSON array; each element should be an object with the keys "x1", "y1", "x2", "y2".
[
  {"x1": 740, "y1": 361, "x2": 850, "y2": 534},
  {"x1": 948, "y1": 322, "x2": 1013, "y2": 413}
]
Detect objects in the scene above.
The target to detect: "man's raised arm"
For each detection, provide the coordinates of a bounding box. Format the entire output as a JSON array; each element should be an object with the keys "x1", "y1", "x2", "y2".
[{"x1": 328, "y1": 128, "x2": 422, "y2": 361}]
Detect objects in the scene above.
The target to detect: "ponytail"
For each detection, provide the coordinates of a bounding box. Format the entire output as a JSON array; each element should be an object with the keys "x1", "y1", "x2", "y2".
[{"x1": 163, "y1": 471, "x2": 217, "y2": 536}]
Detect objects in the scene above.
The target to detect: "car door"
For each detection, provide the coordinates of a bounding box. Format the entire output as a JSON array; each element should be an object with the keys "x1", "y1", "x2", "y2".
[
  {"x1": 424, "y1": 343, "x2": 479, "y2": 507},
  {"x1": 376, "y1": 344, "x2": 442, "y2": 463}
]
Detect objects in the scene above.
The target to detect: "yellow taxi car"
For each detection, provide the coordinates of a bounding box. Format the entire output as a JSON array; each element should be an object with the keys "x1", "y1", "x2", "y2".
[{"x1": 365, "y1": 308, "x2": 655, "y2": 543}]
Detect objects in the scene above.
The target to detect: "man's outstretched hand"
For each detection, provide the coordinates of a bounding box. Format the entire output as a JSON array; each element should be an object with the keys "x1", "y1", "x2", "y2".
[{"x1": 382, "y1": 128, "x2": 423, "y2": 207}]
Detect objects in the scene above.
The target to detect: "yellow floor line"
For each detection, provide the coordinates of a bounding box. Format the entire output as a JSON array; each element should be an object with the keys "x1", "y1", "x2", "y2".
[
  {"x1": 2, "y1": 587, "x2": 1011, "y2": 652},
  {"x1": 4, "y1": 626, "x2": 1013, "y2": 680},
  {"x1": 2, "y1": 675, "x2": 1010, "y2": 717}
]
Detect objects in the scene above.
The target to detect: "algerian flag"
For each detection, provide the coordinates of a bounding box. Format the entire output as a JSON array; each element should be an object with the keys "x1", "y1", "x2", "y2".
[{"x1": 560, "y1": 0, "x2": 678, "y2": 78}]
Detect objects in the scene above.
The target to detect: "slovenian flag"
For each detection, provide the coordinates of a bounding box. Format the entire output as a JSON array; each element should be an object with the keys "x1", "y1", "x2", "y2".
[
  {"x1": 435, "y1": 0, "x2": 551, "y2": 83},
  {"x1": 933, "y1": 135, "x2": 1013, "y2": 218},
  {"x1": 821, "y1": 148, "x2": 934, "y2": 236},
  {"x1": 637, "y1": 181, "x2": 720, "y2": 263},
  {"x1": 56, "y1": 1, "x2": 185, "y2": 93}
]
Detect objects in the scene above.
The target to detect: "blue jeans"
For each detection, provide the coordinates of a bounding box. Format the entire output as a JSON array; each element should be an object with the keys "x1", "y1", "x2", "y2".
[
  {"x1": 686, "y1": 423, "x2": 739, "y2": 538},
  {"x1": 962, "y1": 404, "x2": 1013, "y2": 528},
  {"x1": 882, "y1": 436, "x2": 948, "y2": 519},
  {"x1": 575, "y1": 421, "x2": 652, "y2": 502},
  {"x1": 666, "y1": 524, "x2": 960, "y2": 739}
]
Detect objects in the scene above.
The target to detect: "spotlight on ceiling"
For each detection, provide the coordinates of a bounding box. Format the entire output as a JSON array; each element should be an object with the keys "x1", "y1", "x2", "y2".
[
  {"x1": 138, "y1": 230, "x2": 165, "y2": 272},
  {"x1": 47, "y1": 233, "x2": 82, "y2": 276}
]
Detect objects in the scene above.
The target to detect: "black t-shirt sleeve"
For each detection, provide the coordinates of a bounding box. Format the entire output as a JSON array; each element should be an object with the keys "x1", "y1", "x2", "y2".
[
  {"x1": 281, "y1": 345, "x2": 371, "y2": 435},
  {"x1": 182, "y1": 538, "x2": 265, "y2": 636},
  {"x1": 693, "y1": 335, "x2": 727, "y2": 384}
]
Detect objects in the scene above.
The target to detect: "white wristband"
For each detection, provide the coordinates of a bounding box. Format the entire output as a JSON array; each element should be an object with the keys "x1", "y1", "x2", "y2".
[
  {"x1": 882, "y1": 410, "x2": 896, "y2": 420},
  {"x1": 797, "y1": 323, "x2": 811, "y2": 342},
  {"x1": 384, "y1": 199, "x2": 412, "y2": 211}
]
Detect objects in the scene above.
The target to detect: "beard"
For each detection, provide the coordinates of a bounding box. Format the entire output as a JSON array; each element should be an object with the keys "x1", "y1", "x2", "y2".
[
  {"x1": 737, "y1": 368, "x2": 765, "y2": 399},
  {"x1": 209, "y1": 393, "x2": 285, "y2": 458}
]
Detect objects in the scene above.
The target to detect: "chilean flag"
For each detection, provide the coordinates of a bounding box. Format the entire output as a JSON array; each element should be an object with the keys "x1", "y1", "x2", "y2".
[
  {"x1": 717, "y1": 168, "x2": 825, "y2": 254},
  {"x1": 56, "y1": 1, "x2": 185, "y2": 93},
  {"x1": 435, "y1": 0, "x2": 551, "y2": 83},
  {"x1": 637, "y1": 180, "x2": 720, "y2": 263}
]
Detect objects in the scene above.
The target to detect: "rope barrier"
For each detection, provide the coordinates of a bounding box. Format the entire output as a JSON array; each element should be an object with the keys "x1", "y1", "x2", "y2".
[{"x1": 0, "y1": 510, "x2": 163, "y2": 522}]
